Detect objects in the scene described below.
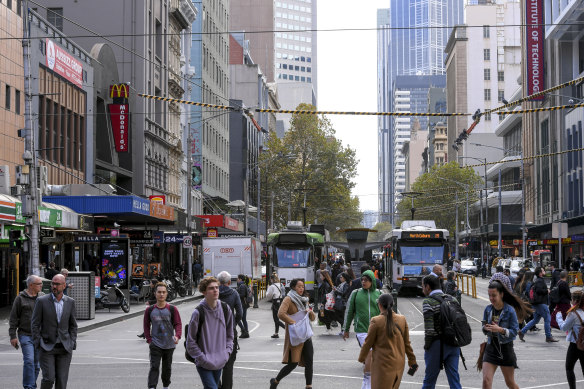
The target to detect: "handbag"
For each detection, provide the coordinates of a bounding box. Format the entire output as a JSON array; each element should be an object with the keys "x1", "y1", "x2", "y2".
[
  {"x1": 325, "y1": 291, "x2": 336, "y2": 311},
  {"x1": 475, "y1": 341, "x2": 487, "y2": 372},
  {"x1": 288, "y1": 311, "x2": 313, "y2": 346}
]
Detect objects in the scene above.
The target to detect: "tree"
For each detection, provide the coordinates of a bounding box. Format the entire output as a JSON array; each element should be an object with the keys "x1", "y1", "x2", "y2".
[
  {"x1": 395, "y1": 161, "x2": 483, "y2": 236},
  {"x1": 261, "y1": 104, "x2": 362, "y2": 234},
  {"x1": 368, "y1": 221, "x2": 393, "y2": 242}
]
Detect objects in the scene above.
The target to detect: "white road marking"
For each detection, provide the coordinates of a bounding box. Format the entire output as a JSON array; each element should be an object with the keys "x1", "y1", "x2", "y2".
[
  {"x1": 247, "y1": 320, "x2": 261, "y2": 334},
  {"x1": 522, "y1": 380, "x2": 584, "y2": 388}
]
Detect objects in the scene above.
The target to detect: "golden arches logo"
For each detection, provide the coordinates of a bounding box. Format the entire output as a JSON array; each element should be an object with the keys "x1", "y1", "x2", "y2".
[{"x1": 110, "y1": 84, "x2": 129, "y2": 99}]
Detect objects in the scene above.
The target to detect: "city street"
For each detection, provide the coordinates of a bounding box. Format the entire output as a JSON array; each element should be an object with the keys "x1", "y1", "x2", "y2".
[{"x1": 1, "y1": 283, "x2": 580, "y2": 389}]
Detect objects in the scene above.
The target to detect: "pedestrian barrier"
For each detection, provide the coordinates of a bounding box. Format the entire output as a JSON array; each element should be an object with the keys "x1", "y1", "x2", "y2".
[
  {"x1": 455, "y1": 273, "x2": 477, "y2": 299},
  {"x1": 568, "y1": 271, "x2": 583, "y2": 287},
  {"x1": 252, "y1": 279, "x2": 267, "y2": 300}
]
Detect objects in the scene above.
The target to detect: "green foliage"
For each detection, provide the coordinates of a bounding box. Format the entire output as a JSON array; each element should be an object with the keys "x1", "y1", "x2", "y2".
[
  {"x1": 368, "y1": 221, "x2": 393, "y2": 242},
  {"x1": 395, "y1": 161, "x2": 483, "y2": 235},
  {"x1": 261, "y1": 104, "x2": 362, "y2": 234}
]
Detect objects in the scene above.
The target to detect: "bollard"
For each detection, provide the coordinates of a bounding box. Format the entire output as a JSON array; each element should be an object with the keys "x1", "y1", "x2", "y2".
[
  {"x1": 391, "y1": 288, "x2": 399, "y2": 313},
  {"x1": 253, "y1": 281, "x2": 259, "y2": 308}
]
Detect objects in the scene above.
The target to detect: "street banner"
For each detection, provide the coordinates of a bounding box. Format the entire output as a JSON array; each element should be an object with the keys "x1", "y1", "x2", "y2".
[{"x1": 525, "y1": 0, "x2": 544, "y2": 100}]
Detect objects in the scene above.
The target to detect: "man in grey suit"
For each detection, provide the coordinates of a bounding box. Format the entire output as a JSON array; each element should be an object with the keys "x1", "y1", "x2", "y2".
[{"x1": 31, "y1": 274, "x2": 78, "y2": 389}]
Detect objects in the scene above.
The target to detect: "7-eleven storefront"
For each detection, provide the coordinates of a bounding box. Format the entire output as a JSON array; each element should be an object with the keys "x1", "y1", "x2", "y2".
[{"x1": 0, "y1": 194, "x2": 25, "y2": 307}]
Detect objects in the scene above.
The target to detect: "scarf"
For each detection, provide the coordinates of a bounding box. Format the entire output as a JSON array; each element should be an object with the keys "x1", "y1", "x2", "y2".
[{"x1": 288, "y1": 289, "x2": 308, "y2": 312}]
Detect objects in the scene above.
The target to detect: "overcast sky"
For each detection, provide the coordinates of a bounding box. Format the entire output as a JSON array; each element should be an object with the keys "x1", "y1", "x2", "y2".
[{"x1": 317, "y1": 0, "x2": 387, "y2": 212}]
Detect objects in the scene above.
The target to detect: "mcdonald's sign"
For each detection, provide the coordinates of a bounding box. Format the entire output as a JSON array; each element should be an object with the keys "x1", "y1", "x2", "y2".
[{"x1": 110, "y1": 84, "x2": 129, "y2": 99}]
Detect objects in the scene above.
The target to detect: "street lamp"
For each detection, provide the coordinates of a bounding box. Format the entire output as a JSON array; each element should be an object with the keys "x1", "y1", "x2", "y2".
[
  {"x1": 470, "y1": 142, "x2": 525, "y2": 260},
  {"x1": 458, "y1": 156, "x2": 488, "y2": 263},
  {"x1": 435, "y1": 176, "x2": 469, "y2": 261}
]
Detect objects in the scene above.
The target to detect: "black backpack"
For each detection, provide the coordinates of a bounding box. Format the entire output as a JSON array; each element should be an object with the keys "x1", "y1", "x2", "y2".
[
  {"x1": 430, "y1": 294, "x2": 472, "y2": 348},
  {"x1": 184, "y1": 301, "x2": 231, "y2": 364}
]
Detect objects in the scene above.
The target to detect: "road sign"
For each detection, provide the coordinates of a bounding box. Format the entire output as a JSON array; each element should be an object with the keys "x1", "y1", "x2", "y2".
[{"x1": 183, "y1": 236, "x2": 192, "y2": 248}]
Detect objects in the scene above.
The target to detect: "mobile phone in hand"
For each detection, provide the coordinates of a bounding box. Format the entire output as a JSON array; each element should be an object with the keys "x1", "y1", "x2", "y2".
[
  {"x1": 15, "y1": 343, "x2": 19, "y2": 350},
  {"x1": 407, "y1": 364, "x2": 418, "y2": 376}
]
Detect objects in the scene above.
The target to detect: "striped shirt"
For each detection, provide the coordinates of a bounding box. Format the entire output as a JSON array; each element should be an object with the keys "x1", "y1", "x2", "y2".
[{"x1": 422, "y1": 290, "x2": 443, "y2": 350}]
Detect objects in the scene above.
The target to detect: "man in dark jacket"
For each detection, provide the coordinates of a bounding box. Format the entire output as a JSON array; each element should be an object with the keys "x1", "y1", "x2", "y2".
[
  {"x1": 348, "y1": 264, "x2": 382, "y2": 294},
  {"x1": 519, "y1": 266, "x2": 559, "y2": 343},
  {"x1": 217, "y1": 271, "x2": 243, "y2": 389},
  {"x1": 9, "y1": 275, "x2": 44, "y2": 389}
]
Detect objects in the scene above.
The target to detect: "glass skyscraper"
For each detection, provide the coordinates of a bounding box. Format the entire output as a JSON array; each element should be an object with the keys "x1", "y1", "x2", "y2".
[{"x1": 377, "y1": 0, "x2": 464, "y2": 225}]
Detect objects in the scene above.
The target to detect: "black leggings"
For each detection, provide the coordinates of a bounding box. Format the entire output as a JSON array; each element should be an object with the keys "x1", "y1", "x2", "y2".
[
  {"x1": 276, "y1": 338, "x2": 314, "y2": 386},
  {"x1": 566, "y1": 342, "x2": 584, "y2": 389},
  {"x1": 272, "y1": 304, "x2": 285, "y2": 333}
]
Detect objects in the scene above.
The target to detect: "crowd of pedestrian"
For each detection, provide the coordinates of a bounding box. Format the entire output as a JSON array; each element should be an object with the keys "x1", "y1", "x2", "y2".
[{"x1": 11, "y1": 256, "x2": 584, "y2": 389}]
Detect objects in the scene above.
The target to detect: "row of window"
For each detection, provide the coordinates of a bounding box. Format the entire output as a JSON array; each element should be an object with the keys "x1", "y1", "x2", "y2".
[
  {"x1": 275, "y1": 53, "x2": 312, "y2": 63},
  {"x1": 276, "y1": 74, "x2": 312, "y2": 82},
  {"x1": 275, "y1": 22, "x2": 310, "y2": 31},
  {"x1": 483, "y1": 89, "x2": 507, "y2": 102},
  {"x1": 275, "y1": 12, "x2": 312, "y2": 23},
  {"x1": 276, "y1": 63, "x2": 311, "y2": 72},
  {"x1": 146, "y1": 160, "x2": 168, "y2": 191},
  {"x1": 2, "y1": 0, "x2": 22, "y2": 16},
  {"x1": 276, "y1": 42, "x2": 312, "y2": 53},
  {"x1": 276, "y1": 1, "x2": 312, "y2": 11},
  {"x1": 484, "y1": 69, "x2": 505, "y2": 82},
  {"x1": 275, "y1": 33, "x2": 312, "y2": 43},
  {"x1": 2, "y1": 84, "x2": 21, "y2": 115}
]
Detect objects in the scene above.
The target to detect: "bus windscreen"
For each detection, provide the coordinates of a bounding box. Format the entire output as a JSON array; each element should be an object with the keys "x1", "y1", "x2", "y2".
[
  {"x1": 400, "y1": 245, "x2": 444, "y2": 264},
  {"x1": 276, "y1": 247, "x2": 310, "y2": 267}
]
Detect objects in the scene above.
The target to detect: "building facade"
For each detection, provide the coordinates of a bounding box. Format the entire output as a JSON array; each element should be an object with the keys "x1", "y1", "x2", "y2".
[
  {"x1": 377, "y1": 0, "x2": 463, "y2": 225},
  {"x1": 523, "y1": 0, "x2": 584, "y2": 261},
  {"x1": 392, "y1": 75, "x2": 446, "y2": 212},
  {"x1": 191, "y1": 0, "x2": 231, "y2": 203}
]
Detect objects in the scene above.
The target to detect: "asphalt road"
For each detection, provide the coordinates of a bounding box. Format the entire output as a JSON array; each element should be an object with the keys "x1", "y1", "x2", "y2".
[{"x1": 0, "y1": 281, "x2": 580, "y2": 388}]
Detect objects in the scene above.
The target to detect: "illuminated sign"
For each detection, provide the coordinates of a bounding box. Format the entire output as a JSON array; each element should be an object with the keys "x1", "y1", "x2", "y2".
[
  {"x1": 402, "y1": 231, "x2": 443, "y2": 240},
  {"x1": 110, "y1": 83, "x2": 129, "y2": 99}
]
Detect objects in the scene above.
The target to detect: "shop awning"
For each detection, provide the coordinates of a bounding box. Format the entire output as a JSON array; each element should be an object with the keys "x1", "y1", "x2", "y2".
[{"x1": 43, "y1": 195, "x2": 176, "y2": 225}]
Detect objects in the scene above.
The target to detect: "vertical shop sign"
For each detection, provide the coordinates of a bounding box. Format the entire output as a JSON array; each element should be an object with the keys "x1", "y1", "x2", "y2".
[{"x1": 525, "y1": 0, "x2": 544, "y2": 100}]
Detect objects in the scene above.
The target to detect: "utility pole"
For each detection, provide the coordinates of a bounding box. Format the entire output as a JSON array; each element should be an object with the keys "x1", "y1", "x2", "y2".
[
  {"x1": 498, "y1": 168, "x2": 502, "y2": 258},
  {"x1": 302, "y1": 191, "x2": 307, "y2": 227},
  {"x1": 257, "y1": 166, "x2": 261, "y2": 237},
  {"x1": 521, "y1": 153, "x2": 527, "y2": 259},
  {"x1": 271, "y1": 192, "x2": 274, "y2": 230},
  {"x1": 455, "y1": 192, "x2": 459, "y2": 261},
  {"x1": 22, "y1": 1, "x2": 41, "y2": 276},
  {"x1": 186, "y1": 126, "x2": 193, "y2": 293}
]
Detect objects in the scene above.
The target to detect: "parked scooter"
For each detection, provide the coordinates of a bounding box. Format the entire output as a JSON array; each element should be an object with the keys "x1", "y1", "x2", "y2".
[
  {"x1": 172, "y1": 271, "x2": 188, "y2": 297},
  {"x1": 158, "y1": 273, "x2": 176, "y2": 302},
  {"x1": 96, "y1": 283, "x2": 130, "y2": 313}
]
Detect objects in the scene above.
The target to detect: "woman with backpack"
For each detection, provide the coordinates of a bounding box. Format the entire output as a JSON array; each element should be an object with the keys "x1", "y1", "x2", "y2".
[
  {"x1": 481, "y1": 280, "x2": 533, "y2": 389},
  {"x1": 551, "y1": 270, "x2": 572, "y2": 329},
  {"x1": 317, "y1": 270, "x2": 335, "y2": 334},
  {"x1": 556, "y1": 290, "x2": 584, "y2": 389},
  {"x1": 270, "y1": 278, "x2": 316, "y2": 389},
  {"x1": 236, "y1": 274, "x2": 250, "y2": 338},
  {"x1": 266, "y1": 274, "x2": 286, "y2": 338},
  {"x1": 358, "y1": 293, "x2": 417, "y2": 389}
]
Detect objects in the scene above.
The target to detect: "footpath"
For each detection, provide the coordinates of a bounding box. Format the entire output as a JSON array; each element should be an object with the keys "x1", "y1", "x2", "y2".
[{"x1": 0, "y1": 291, "x2": 203, "y2": 343}]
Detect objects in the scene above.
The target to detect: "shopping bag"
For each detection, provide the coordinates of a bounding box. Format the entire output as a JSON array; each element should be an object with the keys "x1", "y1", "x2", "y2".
[
  {"x1": 288, "y1": 311, "x2": 313, "y2": 346},
  {"x1": 325, "y1": 291, "x2": 336, "y2": 311}
]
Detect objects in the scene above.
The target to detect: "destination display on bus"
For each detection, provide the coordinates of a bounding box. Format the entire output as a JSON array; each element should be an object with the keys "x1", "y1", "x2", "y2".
[{"x1": 402, "y1": 231, "x2": 443, "y2": 240}]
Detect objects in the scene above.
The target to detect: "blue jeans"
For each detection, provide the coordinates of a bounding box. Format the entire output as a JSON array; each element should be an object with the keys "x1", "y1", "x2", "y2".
[
  {"x1": 522, "y1": 303, "x2": 552, "y2": 338},
  {"x1": 196, "y1": 366, "x2": 222, "y2": 389},
  {"x1": 238, "y1": 306, "x2": 249, "y2": 333},
  {"x1": 422, "y1": 340, "x2": 462, "y2": 389},
  {"x1": 19, "y1": 334, "x2": 40, "y2": 389}
]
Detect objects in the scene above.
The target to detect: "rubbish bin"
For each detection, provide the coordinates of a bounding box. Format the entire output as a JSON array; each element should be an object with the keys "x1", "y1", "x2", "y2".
[{"x1": 41, "y1": 278, "x2": 51, "y2": 295}]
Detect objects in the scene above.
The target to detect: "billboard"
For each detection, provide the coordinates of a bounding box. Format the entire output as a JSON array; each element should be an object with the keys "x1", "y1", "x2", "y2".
[
  {"x1": 101, "y1": 240, "x2": 129, "y2": 288},
  {"x1": 45, "y1": 39, "x2": 83, "y2": 88},
  {"x1": 525, "y1": 0, "x2": 544, "y2": 100}
]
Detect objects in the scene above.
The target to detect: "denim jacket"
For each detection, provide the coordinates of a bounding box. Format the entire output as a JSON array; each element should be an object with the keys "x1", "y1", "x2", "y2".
[
  {"x1": 482, "y1": 303, "x2": 519, "y2": 345},
  {"x1": 557, "y1": 309, "x2": 584, "y2": 343}
]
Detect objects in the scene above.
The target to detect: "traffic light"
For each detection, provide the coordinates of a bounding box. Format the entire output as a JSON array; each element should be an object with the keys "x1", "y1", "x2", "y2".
[{"x1": 9, "y1": 229, "x2": 22, "y2": 252}]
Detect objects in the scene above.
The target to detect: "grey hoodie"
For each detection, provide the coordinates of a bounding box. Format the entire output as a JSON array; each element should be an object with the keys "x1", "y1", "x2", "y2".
[
  {"x1": 186, "y1": 299, "x2": 234, "y2": 370},
  {"x1": 9, "y1": 290, "x2": 44, "y2": 339}
]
